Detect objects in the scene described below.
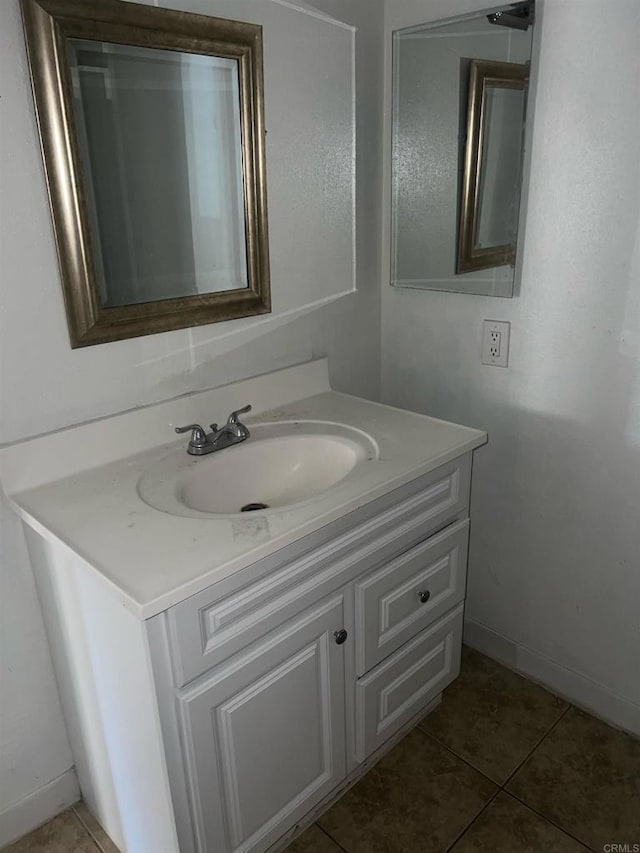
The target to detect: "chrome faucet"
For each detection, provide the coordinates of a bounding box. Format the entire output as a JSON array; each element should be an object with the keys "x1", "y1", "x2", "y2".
[{"x1": 175, "y1": 405, "x2": 252, "y2": 456}]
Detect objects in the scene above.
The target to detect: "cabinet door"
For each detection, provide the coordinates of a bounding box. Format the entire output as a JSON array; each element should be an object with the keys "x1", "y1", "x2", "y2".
[{"x1": 178, "y1": 595, "x2": 347, "y2": 853}]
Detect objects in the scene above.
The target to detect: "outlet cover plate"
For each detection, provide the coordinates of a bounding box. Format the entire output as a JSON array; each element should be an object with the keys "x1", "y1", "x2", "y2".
[{"x1": 482, "y1": 319, "x2": 510, "y2": 367}]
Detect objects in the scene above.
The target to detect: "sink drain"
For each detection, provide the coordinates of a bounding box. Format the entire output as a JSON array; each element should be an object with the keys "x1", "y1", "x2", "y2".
[{"x1": 240, "y1": 502, "x2": 269, "y2": 512}]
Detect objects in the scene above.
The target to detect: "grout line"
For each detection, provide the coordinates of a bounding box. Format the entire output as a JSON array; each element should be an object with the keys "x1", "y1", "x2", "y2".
[
  {"x1": 410, "y1": 726, "x2": 504, "y2": 853},
  {"x1": 315, "y1": 822, "x2": 350, "y2": 852},
  {"x1": 418, "y1": 699, "x2": 573, "y2": 792},
  {"x1": 416, "y1": 725, "x2": 502, "y2": 786},
  {"x1": 500, "y1": 703, "x2": 572, "y2": 788},
  {"x1": 71, "y1": 806, "x2": 104, "y2": 852},
  {"x1": 442, "y1": 787, "x2": 502, "y2": 853},
  {"x1": 500, "y1": 704, "x2": 600, "y2": 852},
  {"x1": 441, "y1": 704, "x2": 592, "y2": 853},
  {"x1": 418, "y1": 702, "x2": 584, "y2": 852},
  {"x1": 504, "y1": 790, "x2": 598, "y2": 852}
]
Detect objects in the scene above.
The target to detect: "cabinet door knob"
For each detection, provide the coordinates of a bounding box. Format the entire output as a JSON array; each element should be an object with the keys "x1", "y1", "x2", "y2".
[
  {"x1": 334, "y1": 629, "x2": 348, "y2": 645},
  {"x1": 417, "y1": 590, "x2": 431, "y2": 604}
]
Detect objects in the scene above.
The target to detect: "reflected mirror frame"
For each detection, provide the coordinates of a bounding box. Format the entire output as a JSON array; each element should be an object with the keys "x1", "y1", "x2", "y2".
[
  {"x1": 457, "y1": 59, "x2": 528, "y2": 275},
  {"x1": 20, "y1": 0, "x2": 271, "y2": 347}
]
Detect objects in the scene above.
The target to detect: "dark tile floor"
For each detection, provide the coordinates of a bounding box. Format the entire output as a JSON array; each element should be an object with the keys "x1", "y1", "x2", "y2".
[
  {"x1": 294, "y1": 647, "x2": 639, "y2": 853},
  {"x1": 1, "y1": 803, "x2": 118, "y2": 853},
  {"x1": 4, "y1": 648, "x2": 638, "y2": 853}
]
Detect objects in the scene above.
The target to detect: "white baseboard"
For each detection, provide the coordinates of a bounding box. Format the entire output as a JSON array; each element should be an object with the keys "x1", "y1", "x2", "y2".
[
  {"x1": 463, "y1": 620, "x2": 640, "y2": 737},
  {"x1": 0, "y1": 768, "x2": 80, "y2": 849}
]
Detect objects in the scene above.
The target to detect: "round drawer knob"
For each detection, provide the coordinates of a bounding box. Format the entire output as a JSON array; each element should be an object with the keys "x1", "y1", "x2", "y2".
[
  {"x1": 334, "y1": 629, "x2": 348, "y2": 645},
  {"x1": 417, "y1": 590, "x2": 431, "y2": 604}
]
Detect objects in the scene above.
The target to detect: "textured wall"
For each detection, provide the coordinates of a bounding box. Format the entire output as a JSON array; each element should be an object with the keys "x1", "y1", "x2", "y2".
[
  {"x1": 0, "y1": 0, "x2": 383, "y2": 828},
  {"x1": 0, "y1": 0, "x2": 358, "y2": 446},
  {"x1": 382, "y1": 0, "x2": 640, "y2": 728}
]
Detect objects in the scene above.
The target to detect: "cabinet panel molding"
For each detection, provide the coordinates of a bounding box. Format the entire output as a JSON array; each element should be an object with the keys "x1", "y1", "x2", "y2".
[
  {"x1": 178, "y1": 595, "x2": 347, "y2": 853},
  {"x1": 354, "y1": 604, "x2": 463, "y2": 762},
  {"x1": 355, "y1": 519, "x2": 469, "y2": 675},
  {"x1": 169, "y1": 455, "x2": 470, "y2": 685}
]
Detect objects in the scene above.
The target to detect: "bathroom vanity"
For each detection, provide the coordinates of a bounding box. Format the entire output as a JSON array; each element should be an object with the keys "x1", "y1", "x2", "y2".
[{"x1": 0, "y1": 360, "x2": 486, "y2": 853}]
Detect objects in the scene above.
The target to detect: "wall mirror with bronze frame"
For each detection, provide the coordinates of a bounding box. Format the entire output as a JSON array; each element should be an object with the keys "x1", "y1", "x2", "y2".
[
  {"x1": 21, "y1": 0, "x2": 270, "y2": 347},
  {"x1": 457, "y1": 59, "x2": 529, "y2": 274}
]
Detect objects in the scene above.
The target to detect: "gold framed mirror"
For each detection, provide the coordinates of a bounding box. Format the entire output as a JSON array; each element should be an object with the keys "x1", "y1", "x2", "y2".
[
  {"x1": 21, "y1": 0, "x2": 270, "y2": 347},
  {"x1": 457, "y1": 59, "x2": 529, "y2": 274}
]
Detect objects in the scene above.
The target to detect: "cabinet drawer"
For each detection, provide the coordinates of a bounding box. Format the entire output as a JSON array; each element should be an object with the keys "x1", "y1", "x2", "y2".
[
  {"x1": 354, "y1": 604, "x2": 463, "y2": 762},
  {"x1": 168, "y1": 456, "x2": 470, "y2": 686},
  {"x1": 355, "y1": 519, "x2": 468, "y2": 675}
]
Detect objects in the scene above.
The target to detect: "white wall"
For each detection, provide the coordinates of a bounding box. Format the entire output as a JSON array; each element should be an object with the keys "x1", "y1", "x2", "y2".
[
  {"x1": 6, "y1": 0, "x2": 637, "y2": 838},
  {"x1": 1, "y1": 0, "x2": 360, "y2": 446},
  {"x1": 382, "y1": 0, "x2": 640, "y2": 732},
  {"x1": 0, "y1": 0, "x2": 383, "y2": 837}
]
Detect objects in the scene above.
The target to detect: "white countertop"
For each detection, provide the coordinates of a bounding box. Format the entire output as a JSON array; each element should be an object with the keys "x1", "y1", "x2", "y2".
[{"x1": 0, "y1": 361, "x2": 486, "y2": 618}]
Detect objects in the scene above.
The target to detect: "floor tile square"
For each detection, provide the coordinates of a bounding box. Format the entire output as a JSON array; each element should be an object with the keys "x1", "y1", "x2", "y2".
[
  {"x1": 2, "y1": 809, "x2": 99, "y2": 853},
  {"x1": 317, "y1": 728, "x2": 497, "y2": 853},
  {"x1": 285, "y1": 823, "x2": 344, "y2": 852},
  {"x1": 420, "y1": 646, "x2": 569, "y2": 783},
  {"x1": 507, "y1": 706, "x2": 640, "y2": 852},
  {"x1": 449, "y1": 792, "x2": 589, "y2": 852}
]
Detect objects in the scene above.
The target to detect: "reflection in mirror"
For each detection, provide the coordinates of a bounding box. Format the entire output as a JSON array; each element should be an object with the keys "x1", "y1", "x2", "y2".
[
  {"x1": 457, "y1": 59, "x2": 528, "y2": 273},
  {"x1": 20, "y1": 0, "x2": 270, "y2": 347},
  {"x1": 478, "y1": 87, "x2": 524, "y2": 247},
  {"x1": 69, "y1": 41, "x2": 248, "y2": 307},
  {"x1": 391, "y1": 2, "x2": 534, "y2": 298}
]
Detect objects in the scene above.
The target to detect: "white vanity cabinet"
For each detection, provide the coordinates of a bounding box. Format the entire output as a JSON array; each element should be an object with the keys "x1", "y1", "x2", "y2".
[
  {"x1": 2, "y1": 361, "x2": 487, "y2": 853},
  {"x1": 148, "y1": 453, "x2": 473, "y2": 853}
]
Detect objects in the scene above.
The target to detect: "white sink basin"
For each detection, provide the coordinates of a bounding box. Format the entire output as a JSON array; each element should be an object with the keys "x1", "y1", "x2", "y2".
[{"x1": 138, "y1": 421, "x2": 378, "y2": 517}]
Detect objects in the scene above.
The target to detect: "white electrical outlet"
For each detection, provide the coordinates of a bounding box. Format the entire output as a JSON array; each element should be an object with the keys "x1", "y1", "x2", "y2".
[{"x1": 482, "y1": 320, "x2": 510, "y2": 367}]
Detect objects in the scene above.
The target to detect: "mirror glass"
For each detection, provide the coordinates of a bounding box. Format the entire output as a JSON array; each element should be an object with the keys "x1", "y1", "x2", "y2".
[
  {"x1": 476, "y1": 84, "x2": 525, "y2": 249},
  {"x1": 391, "y1": 2, "x2": 534, "y2": 297},
  {"x1": 20, "y1": 0, "x2": 270, "y2": 347},
  {"x1": 69, "y1": 40, "x2": 248, "y2": 308}
]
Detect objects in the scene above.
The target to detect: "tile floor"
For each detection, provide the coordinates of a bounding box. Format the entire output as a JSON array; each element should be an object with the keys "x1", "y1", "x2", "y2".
[
  {"x1": 4, "y1": 648, "x2": 638, "y2": 853},
  {"x1": 2, "y1": 802, "x2": 118, "y2": 853}
]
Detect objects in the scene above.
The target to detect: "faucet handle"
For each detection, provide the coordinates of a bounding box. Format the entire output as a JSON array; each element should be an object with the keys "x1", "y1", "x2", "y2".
[
  {"x1": 227, "y1": 404, "x2": 252, "y2": 425},
  {"x1": 175, "y1": 424, "x2": 208, "y2": 447}
]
